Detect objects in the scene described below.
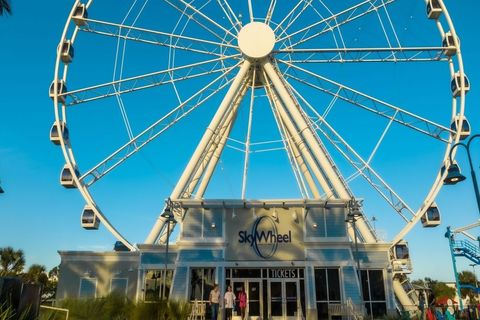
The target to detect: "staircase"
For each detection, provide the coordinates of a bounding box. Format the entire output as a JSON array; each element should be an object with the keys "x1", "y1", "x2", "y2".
[{"x1": 451, "y1": 239, "x2": 480, "y2": 264}]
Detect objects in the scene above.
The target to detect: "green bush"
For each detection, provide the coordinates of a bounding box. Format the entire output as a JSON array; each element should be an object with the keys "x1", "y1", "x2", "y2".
[
  {"x1": 51, "y1": 295, "x2": 192, "y2": 320},
  {"x1": 59, "y1": 294, "x2": 134, "y2": 320},
  {"x1": 166, "y1": 300, "x2": 192, "y2": 320},
  {"x1": 131, "y1": 300, "x2": 167, "y2": 320}
]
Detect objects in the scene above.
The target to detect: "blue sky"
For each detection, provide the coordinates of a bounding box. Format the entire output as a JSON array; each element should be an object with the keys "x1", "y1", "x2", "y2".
[{"x1": 0, "y1": 0, "x2": 479, "y2": 282}]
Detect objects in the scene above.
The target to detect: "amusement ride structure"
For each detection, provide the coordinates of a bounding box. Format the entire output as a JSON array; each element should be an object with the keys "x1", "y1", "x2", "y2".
[{"x1": 50, "y1": 0, "x2": 470, "y2": 315}]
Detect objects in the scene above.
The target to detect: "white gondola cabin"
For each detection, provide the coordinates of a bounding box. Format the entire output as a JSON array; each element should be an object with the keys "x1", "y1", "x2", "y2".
[
  {"x1": 81, "y1": 206, "x2": 100, "y2": 230},
  {"x1": 421, "y1": 202, "x2": 441, "y2": 227},
  {"x1": 450, "y1": 115, "x2": 471, "y2": 140},
  {"x1": 442, "y1": 32, "x2": 458, "y2": 56},
  {"x1": 426, "y1": 0, "x2": 442, "y2": 19},
  {"x1": 393, "y1": 242, "x2": 410, "y2": 261},
  {"x1": 50, "y1": 121, "x2": 70, "y2": 145},
  {"x1": 59, "y1": 40, "x2": 74, "y2": 64},
  {"x1": 72, "y1": 3, "x2": 88, "y2": 26},
  {"x1": 451, "y1": 72, "x2": 470, "y2": 98},
  {"x1": 60, "y1": 164, "x2": 79, "y2": 188},
  {"x1": 49, "y1": 80, "x2": 67, "y2": 104}
]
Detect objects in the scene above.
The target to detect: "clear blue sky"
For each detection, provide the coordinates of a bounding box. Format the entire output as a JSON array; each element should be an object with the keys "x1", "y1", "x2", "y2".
[{"x1": 0, "y1": 0, "x2": 479, "y2": 282}]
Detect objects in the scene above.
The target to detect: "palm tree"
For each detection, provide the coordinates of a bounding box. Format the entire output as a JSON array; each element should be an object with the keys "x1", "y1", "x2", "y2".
[
  {"x1": 23, "y1": 264, "x2": 49, "y2": 286},
  {"x1": 0, "y1": 0, "x2": 11, "y2": 16},
  {"x1": 0, "y1": 246, "x2": 25, "y2": 276}
]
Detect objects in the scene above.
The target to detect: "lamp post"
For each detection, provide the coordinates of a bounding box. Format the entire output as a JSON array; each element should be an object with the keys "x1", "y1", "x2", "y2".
[
  {"x1": 444, "y1": 134, "x2": 480, "y2": 215},
  {"x1": 346, "y1": 198, "x2": 364, "y2": 301},
  {"x1": 161, "y1": 198, "x2": 177, "y2": 300}
]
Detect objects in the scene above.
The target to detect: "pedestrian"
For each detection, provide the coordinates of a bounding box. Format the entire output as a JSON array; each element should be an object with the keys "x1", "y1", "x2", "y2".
[
  {"x1": 436, "y1": 307, "x2": 445, "y2": 320},
  {"x1": 238, "y1": 286, "x2": 247, "y2": 320},
  {"x1": 209, "y1": 284, "x2": 220, "y2": 320},
  {"x1": 445, "y1": 299, "x2": 455, "y2": 320},
  {"x1": 426, "y1": 306, "x2": 436, "y2": 320},
  {"x1": 224, "y1": 285, "x2": 236, "y2": 320},
  {"x1": 420, "y1": 294, "x2": 426, "y2": 320}
]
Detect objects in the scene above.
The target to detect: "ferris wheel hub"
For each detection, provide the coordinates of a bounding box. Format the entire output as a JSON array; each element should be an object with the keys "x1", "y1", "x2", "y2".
[{"x1": 237, "y1": 22, "x2": 275, "y2": 59}]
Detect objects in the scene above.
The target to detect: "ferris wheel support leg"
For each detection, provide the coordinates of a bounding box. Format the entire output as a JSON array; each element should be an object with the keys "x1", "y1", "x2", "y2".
[
  {"x1": 282, "y1": 120, "x2": 321, "y2": 199},
  {"x1": 196, "y1": 83, "x2": 250, "y2": 198},
  {"x1": 266, "y1": 80, "x2": 327, "y2": 198},
  {"x1": 145, "y1": 60, "x2": 252, "y2": 244},
  {"x1": 263, "y1": 60, "x2": 376, "y2": 243}
]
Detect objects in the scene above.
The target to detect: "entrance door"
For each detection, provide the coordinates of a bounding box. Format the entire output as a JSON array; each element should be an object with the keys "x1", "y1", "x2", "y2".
[
  {"x1": 232, "y1": 280, "x2": 262, "y2": 320},
  {"x1": 269, "y1": 280, "x2": 299, "y2": 320}
]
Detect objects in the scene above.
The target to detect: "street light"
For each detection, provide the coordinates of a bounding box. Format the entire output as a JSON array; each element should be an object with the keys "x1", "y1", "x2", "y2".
[
  {"x1": 160, "y1": 198, "x2": 177, "y2": 300},
  {"x1": 346, "y1": 198, "x2": 364, "y2": 301},
  {"x1": 444, "y1": 134, "x2": 480, "y2": 215}
]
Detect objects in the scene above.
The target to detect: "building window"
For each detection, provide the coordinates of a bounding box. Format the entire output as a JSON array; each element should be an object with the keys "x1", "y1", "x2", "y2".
[
  {"x1": 79, "y1": 278, "x2": 96, "y2": 298},
  {"x1": 314, "y1": 268, "x2": 341, "y2": 320},
  {"x1": 144, "y1": 269, "x2": 173, "y2": 301},
  {"x1": 361, "y1": 270, "x2": 387, "y2": 319},
  {"x1": 110, "y1": 278, "x2": 128, "y2": 296},
  {"x1": 189, "y1": 268, "x2": 216, "y2": 302}
]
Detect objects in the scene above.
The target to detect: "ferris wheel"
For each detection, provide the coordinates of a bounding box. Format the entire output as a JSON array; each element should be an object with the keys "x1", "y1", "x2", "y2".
[{"x1": 50, "y1": 0, "x2": 469, "y2": 254}]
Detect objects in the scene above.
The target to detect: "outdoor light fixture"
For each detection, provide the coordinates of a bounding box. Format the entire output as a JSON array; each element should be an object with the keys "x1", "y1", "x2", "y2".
[
  {"x1": 272, "y1": 208, "x2": 278, "y2": 221},
  {"x1": 161, "y1": 198, "x2": 177, "y2": 300},
  {"x1": 313, "y1": 223, "x2": 318, "y2": 229},
  {"x1": 211, "y1": 222, "x2": 216, "y2": 229},
  {"x1": 443, "y1": 163, "x2": 466, "y2": 185},
  {"x1": 444, "y1": 134, "x2": 480, "y2": 215},
  {"x1": 292, "y1": 211, "x2": 298, "y2": 223},
  {"x1": 346, "y1": 198, "x2": 364, "y2": 303}
]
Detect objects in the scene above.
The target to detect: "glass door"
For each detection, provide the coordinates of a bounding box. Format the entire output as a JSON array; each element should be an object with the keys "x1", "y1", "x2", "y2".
[
  {"x1": 270, "y1": 280, "x2": 283, "y2": 320},
  {"x1": 285, "y1": 281, "x2": 299, "y2": 319},
  {"x1": 232, "y1": 280, "x2": 262, "y2": 320},
  {"x1": 269, "y1": 280, "x2": 299, "y2": 320}
]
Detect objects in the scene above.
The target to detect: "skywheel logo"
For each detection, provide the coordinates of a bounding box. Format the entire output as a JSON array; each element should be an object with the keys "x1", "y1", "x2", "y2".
[{"x1": 238, "y1": 216, "x2": 292, "y2": 259}]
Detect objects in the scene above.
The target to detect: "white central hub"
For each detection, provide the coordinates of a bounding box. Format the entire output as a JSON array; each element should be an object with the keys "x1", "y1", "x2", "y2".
[{"x1": 238, "y1": 22, "x2": 275, "y2": 59}]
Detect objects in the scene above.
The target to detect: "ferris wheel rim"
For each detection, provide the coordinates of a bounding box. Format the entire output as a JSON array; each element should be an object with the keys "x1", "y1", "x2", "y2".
[{"x1": 51, "y1": 0, "x2": 467, "y2": 250}]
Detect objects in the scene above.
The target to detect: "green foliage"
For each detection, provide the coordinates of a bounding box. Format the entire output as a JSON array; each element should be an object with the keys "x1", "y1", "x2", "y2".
[
  {"x1": 0, "y1": 302, "x2": 32, "y2": 320},
  {"x1": 131, "y1": 300, "x2": 167, "y2": 320},
  {"x1": 0, "y1": 247, "x2": 25, "y2": 276},
  {"x1": 459, "y1": 270, "x2": 477, "y2": 299},
  {"x1": 166, "y1": 300, "x2": 192, "y2": 320},
  {"x1": 412, "y1": 277, "x2": 456, "y2": 300},
  {"x1": 51, "y1": 296, "x2": 192, "y2": 320},
  {"x1": 59, "y1": 294, "x2": 134, "y2": 320}
]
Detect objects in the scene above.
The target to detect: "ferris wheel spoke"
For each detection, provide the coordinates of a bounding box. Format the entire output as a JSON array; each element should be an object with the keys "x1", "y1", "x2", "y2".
[
  {"x1": 275, "y1": 0, "x2": 313, "y2": 39},
  {"x1": 216, "y1": 0, "x2": 241, "y2": 32},
  {"x1": 164, "y1": 0, "x2": 236, "y2": 41},
  {"x1": 265, "y1": 0, "x2": 277, "y2": 25},
  {"x1": 279, "y1": 60, "x2": 453, "y2": 142},
  {"x1": 274, "y1": 46, "x2": 451, "y2": 63},
  {"x1": 79, "y1": 18, "x2": 237, "y2": 55},
  {"x1": 277, "y1": 0, "x2": 395, "y2": 49},
  {"x1": 62, "y1": 55, "x2": 240, "y2": 105},
  {"x1": 79, "y1": 62, "x2": 241, "y2": 187},
  {"x1": 273, "y1": 0, "x2": 306, "y2": 33},
  {"x1": 288, "y1": 84, "x2": 416, "y2": 222}
]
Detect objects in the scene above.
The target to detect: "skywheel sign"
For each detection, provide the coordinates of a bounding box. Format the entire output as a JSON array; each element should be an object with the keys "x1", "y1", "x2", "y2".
[
  {"x1": 238, "y1": 216, "x2": 293, "y2": 259},
  {"x1": 225, "y1": 208, "x2": 304, "y2": 261}
]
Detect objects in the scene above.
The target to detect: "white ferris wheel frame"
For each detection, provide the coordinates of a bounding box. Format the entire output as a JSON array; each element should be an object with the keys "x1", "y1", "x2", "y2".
[{"x1": 51, "y1": 0, "x2": 468, "y2": 252}]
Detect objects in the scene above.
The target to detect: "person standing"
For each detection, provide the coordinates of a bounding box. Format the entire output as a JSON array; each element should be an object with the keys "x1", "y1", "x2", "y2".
[
  {"x1": 209, "y1": 284, "x2": 220, "y2": 320},
  {"x1": 238, "y1": 286, "x2": 247, "y2": 320},
  {"x1": 224, "y1": 285, "x2": 236, "y2": 320}
]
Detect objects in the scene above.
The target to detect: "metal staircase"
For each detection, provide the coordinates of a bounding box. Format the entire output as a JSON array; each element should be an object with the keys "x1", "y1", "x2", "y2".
[{"x1": 451, "y1": 239, "x2": 480, "y2": 264}]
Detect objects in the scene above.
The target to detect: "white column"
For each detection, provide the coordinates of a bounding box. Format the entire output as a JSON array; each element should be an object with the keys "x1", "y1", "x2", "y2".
[
  {"x1": 145, "y1": 60, "x2": 252, "y2": 244},
  {"x1": 263, "y1": 60, "x2": 376, "y2": 243}
]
